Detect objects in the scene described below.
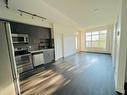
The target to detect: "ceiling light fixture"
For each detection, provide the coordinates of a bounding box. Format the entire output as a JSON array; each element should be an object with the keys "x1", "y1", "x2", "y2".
[
  {"x1": 20, "y1": 12, "x2": 22, "y2": 16},
  {"x1": 94, "y1": 9, "x2": 100, "y2": 13},
  {"x1": 5, "y1": 0, "x2": 9, "y2": 8},
  {"x1": 18, "y1": 9, "x2": 47, "y2": 21}
]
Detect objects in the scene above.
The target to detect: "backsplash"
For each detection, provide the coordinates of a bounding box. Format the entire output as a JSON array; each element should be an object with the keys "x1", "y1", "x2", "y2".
[{"x1": 11, "y1": 22, "x2": 53, "y2": 51}]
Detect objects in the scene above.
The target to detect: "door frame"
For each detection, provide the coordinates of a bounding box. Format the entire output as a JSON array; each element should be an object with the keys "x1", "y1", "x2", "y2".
[
  {"x1": 62, "y1": 33, "x2": 64, "y2": 58},
  {"x1": 5, "y1": 22, "x2": 21, "y2": 95}
]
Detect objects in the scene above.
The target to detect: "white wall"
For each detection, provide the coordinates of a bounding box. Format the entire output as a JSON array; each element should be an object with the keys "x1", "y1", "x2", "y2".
[
  {"x1": 0, "y1": 21, "x2": 16, "y2": 95},
  {"x1": 53, "y1": 24, "x2": 77, "y2": 60},
  {"x1": 80, "y1": 24, "x2": 114, "y2": 54},
  {"x1": 121, "y1": 0, "x2": 127, "y2": 84},
  {"x1": 114, "y1": 0, "x2": 127, "y2": 93},
  {"x1": 63, "y1": 33, "x2": 76, "y2": 57}
]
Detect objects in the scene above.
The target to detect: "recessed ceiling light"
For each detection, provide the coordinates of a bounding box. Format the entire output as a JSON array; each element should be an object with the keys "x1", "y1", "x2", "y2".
[{"x1": 94, "y1": 9, "x2": 100, "y2": 12}]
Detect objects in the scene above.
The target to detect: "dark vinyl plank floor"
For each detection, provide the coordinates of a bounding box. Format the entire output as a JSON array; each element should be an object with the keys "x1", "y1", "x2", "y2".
[{"x1": 20, "y1": 52, "x2": 117, "y2": 95}]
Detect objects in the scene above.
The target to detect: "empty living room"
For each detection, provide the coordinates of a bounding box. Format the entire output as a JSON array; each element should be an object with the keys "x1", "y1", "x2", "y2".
[{"x1": 0, "y1": 0, "x2": 127, "y2": 95}]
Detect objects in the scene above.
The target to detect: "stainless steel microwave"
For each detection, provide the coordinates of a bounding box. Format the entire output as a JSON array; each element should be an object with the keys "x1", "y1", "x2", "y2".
[{"x1": 12, "y1": 34, "x2": 29, "y2": 44}]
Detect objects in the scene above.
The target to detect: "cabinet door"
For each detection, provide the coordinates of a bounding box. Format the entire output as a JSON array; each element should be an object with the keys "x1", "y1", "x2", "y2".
[
  {"x1": 43, "y1": 50, "x2": 54, "y2": 63},
  {"x1": 33, "y1": 53, "x2": 44, "y2": 66}
]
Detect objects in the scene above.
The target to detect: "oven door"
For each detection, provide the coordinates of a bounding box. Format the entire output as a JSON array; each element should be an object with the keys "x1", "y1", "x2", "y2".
[{"x1": 15, "y1": 54, "x2": 33, "y2": 73}]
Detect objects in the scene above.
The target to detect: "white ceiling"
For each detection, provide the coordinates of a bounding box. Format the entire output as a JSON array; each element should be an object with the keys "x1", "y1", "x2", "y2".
[
  {"x1": 8, "y1": 0, "x2": 121, "y2": 29},
  {"x1": 43, "y1": 0, "x2": 120, "y2": 28},
  {"x1": 8, "y1": 0, "x2": 81, "y2": 29}
]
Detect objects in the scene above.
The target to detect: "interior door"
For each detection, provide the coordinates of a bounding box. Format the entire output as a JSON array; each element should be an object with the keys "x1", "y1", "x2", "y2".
[{"x1": 54, "y1": 32, "x2": 63, "y2": 60}]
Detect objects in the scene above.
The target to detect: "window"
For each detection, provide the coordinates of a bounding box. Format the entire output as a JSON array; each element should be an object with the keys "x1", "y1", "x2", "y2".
[{"x1": 85, "y1": 30, "x2": 107, "y2": 49}]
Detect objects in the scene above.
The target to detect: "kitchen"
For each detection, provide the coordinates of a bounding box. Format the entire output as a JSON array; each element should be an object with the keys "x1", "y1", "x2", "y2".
[{"x1": 10, "y1": 22, "x2": 55, "y2": 91}]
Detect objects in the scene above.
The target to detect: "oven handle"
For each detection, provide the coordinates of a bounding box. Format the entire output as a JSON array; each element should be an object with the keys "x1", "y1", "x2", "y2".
[{"x1": 15, "y1": 53, "x2": 31, "y2": 58}]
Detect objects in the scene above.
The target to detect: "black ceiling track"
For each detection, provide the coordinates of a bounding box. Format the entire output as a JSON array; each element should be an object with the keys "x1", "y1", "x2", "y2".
[
  {"x1": 18, "y1": 9, "x2": 47, "y2": 20},
  {"x1": 5, "y1": 0, "x2": 9, "y2": 8}
]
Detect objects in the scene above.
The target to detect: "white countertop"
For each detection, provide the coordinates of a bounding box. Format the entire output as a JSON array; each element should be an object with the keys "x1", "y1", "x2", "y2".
[{"x1": 29, "y1": 48, "x2": 54, "y2": 54}]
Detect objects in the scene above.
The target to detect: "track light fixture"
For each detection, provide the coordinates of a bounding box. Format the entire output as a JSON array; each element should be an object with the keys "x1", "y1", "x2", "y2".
[
  {"x1": 5, "y1": 0, "x2": 9, "y2": 8},
  {"x1": 18, "y1": 9, "x2": 46, "y2": 21},
  {"x1": 20, "y1": 12, "x2": 23, "y2": 16}
]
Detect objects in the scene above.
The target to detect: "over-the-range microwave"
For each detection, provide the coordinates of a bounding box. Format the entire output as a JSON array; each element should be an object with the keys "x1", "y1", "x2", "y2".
[{"x1": 12, "y1": 33, "x2": 29, "y2": 44}]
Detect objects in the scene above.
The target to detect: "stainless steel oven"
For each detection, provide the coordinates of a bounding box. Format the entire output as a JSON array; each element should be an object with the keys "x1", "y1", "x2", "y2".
[
  {"x1": 12, "y1": 33, "x2": 29, "y2": 44},
  {"x1": 15, "y1": 53, "x2": 33, "y2": 74}
]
